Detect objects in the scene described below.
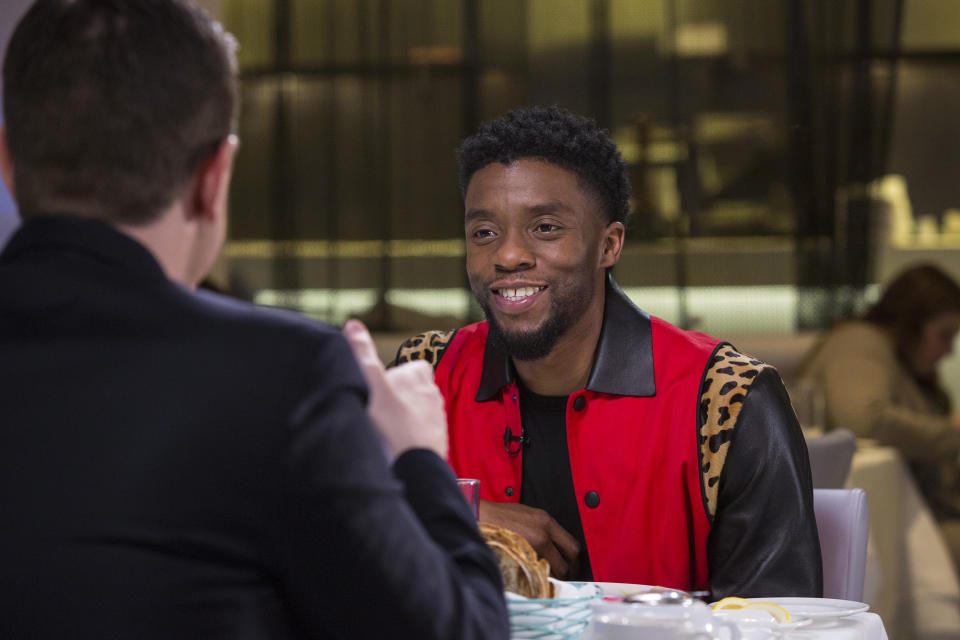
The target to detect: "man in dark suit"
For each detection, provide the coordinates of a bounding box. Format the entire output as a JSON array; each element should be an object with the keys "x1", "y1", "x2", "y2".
[{"x1": 0, "y1": 1, "x2": 508, "y2": 638}]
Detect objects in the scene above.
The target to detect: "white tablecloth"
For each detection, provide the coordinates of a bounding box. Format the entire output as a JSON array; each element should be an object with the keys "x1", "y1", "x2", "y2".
[
  {"x1": 847, "y1": 444, "x2": 960, "y2": 639},
  {"x1": 583, "y1": 611, "x2": 886, "y2": 639}
]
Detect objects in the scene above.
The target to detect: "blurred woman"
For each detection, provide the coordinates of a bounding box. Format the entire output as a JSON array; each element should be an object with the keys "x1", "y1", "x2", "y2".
[{"x1": 801, "y1": 264, "x2": 960, "y2": 521}]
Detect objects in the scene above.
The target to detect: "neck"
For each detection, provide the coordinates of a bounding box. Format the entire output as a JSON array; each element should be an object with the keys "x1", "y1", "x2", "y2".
[
  {"x1": 513, "y1": 283, "x2": 606, "y2": 396},
  {"x1": 114, "y1": 202, "x2": 203, "y2": 288}
]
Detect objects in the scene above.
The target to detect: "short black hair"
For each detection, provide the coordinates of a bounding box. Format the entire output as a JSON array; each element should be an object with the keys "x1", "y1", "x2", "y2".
[
  {"x1": 3, "y1": 0, "x2": 238, "y2": 225},
  {"x1": 457, "y1": 105, "x2": 630, "y2": 225}
]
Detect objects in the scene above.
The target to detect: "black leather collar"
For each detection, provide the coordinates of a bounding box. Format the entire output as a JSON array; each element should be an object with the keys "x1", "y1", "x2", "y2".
[{"x1": 475, "y1": 272, "x2": 656, "y2": 401}]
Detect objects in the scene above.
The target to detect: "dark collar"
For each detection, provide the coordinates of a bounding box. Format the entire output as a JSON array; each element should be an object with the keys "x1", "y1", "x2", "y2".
[
  {"x1": 475, "y1": 272, "x2": 656, "y2": 401},
  {"x1": 0, "y1": 215, "x2": 168, "y2": 282}
]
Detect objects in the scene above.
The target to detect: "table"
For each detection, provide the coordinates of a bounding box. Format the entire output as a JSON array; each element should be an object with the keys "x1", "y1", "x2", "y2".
[
  {"x1": 847, "y1": 444, "x2": 960, "y2": 639},
  {"x1": 583, "y1": 610, "x2": 886, "y2": 639}
]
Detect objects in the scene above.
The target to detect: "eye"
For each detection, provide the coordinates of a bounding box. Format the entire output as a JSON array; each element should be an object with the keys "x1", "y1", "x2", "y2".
[
  {"x1": 470, "y1": 228, "x2": 496, "y2": 242},
  {"x1": 535, "y1": 223, "x2": 560, "y2": 233}
]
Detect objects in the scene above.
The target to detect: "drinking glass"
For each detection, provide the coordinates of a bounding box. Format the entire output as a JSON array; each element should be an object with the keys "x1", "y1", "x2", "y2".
[{"x1": 457, "y1": 478, "x2": 480, "y2": 520}]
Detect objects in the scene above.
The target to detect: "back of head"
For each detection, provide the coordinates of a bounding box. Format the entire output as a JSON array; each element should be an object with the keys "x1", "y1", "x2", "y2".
[
  {"x1": 3, "y1": 0, "x2": 237, "y2": 225},
  {"x1": 864, "y1": 263, "x2": 960, "y2": 351},
  {"x1": 457, "y1": 105, "x2": 630, "y2": 225}
]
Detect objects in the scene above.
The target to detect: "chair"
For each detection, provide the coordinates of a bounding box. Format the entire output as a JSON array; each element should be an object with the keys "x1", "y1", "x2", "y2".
[
  {"x1": 805, "y1": 428, "x2": 857, "y2": 489},
  {"x1": 813, "y1": 488, "x2": 869, "y2": 601}
]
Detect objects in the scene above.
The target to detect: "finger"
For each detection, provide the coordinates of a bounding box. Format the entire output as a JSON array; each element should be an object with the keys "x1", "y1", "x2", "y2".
[
  {"x1": 343, "y1": 320, "x2": 387, "y2": 389},
  {"x1": 546, "y1": 519, "x2": 581, "y2": 565},
  {"x1": 343, "y1": 320, "x2": 384, "y2": 368},
  {"x1": 393, "y1": 359, "x2": 434, "y2": 382},
  {"x1": 539, "y1": 543, "x2": 569, "y2": 579},
  {"x1": 405, "y1": 359, "x2": 434, "y2": 378}
]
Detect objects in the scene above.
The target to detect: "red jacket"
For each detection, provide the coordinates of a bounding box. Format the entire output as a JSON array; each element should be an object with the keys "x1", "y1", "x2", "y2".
[
  {"x1": 431, "y1": 289, "x2": 720, "y2": 590},
  {"x1": 395, "y1": 276, "x2": 823, "y2": 598}
]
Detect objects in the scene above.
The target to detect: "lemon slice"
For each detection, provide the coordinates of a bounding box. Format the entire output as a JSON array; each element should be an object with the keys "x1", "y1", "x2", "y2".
[
  {"x1": 744, "y1": 601, "x2": 791, "y2": 623},
  {"x1": 711, "y1": 597, "x2": 752, "y2": 610}
]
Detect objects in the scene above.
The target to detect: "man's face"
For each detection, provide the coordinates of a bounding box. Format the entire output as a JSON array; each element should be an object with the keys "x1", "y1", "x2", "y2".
[{"x1": 464, "y1": 158, "x2": 619, "y2": 360}]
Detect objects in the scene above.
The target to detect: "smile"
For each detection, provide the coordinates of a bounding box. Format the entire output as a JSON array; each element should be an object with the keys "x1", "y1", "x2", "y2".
[{"x1": 495, "y1": 286, "x2": 545, "y2": 302}]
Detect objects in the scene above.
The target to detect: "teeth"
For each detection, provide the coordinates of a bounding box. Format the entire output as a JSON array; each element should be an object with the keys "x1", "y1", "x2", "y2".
[{"x1": 498, "y1": 286, "x2": 543, "y2": 301}]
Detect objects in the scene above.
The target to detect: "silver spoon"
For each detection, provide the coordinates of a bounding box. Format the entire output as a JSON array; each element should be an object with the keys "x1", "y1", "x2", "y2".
[{"x1": 623, "y1": 587, "x2": 707, "y2": 606}]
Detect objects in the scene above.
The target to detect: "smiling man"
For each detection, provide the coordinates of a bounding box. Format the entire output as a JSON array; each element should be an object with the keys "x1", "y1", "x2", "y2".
[{"x1": 396, "y1": 106, "x2": 822, "y2": 599}]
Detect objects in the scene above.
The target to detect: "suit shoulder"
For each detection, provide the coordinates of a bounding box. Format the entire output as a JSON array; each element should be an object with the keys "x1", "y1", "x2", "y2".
[{"x1": 190, "y1": 288, "x2": 341, "y2": 348}]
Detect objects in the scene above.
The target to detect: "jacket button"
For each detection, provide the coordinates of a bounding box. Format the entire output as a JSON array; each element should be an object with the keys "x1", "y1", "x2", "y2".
[
  {"x1": 584, "y1": 491, "x2": 600, "y2": 508},
  {"x1": 573, "y1": 396, "x2": 586, "y2": 411},
  {"x1": 505, "y1": 486, "x2": 514, "y2": 497}
]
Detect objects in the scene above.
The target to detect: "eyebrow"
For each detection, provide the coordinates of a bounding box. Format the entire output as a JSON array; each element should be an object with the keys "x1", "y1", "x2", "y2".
[
  {"x1": 464, "y1": 208, "x2": 492, "y2": 223},
  {"x1": 528, "y1": 201, "x2": 572, "y2": 215},
  {"x1": 464, "y1": 200, "x2": 573, "y2": 222}
]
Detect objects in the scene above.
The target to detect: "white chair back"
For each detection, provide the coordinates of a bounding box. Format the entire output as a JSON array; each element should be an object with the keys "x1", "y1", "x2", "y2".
[
  {"x1": 813, "y1": 488, "x2": 869, "y2": 601},
  {"x1": 806, "y1": 429, "x2": 857, "y2": 489}
]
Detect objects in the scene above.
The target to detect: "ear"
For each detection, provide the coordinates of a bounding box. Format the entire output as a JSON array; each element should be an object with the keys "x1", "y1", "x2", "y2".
[
  {"x1": 599, "y1": 221, "x2": 625, "y2": 269},
  {"x1": 191, "y1": 134, "x2": 238, "y2": 222},
  {"x1": 0, "y1": 125, "x2": 17, "y2": 202}
]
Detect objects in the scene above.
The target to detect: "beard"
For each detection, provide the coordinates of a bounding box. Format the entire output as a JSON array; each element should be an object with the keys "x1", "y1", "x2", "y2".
[{"x1": 471, "y1": 272, "x2": 596, "y2": 361}]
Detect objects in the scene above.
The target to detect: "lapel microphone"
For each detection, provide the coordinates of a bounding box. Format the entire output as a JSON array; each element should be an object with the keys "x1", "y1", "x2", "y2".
[{"x1": 503, "y1": 426, "x2": 527, "y2": 455}]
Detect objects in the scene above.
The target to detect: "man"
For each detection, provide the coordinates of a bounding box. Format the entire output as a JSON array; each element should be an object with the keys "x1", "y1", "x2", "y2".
[
  {"x1": 396, "y1": 106, "x2": 822, "y2": 599},
  {"x1": 0, "y1": 1, "x2": 508, "y2": 638}
]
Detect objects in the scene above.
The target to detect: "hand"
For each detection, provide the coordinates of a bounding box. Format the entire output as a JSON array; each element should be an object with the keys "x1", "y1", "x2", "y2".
[
  {"x1": 479, "y1": 500, "x2": 581, "y2": 579},
  {"x1": 343, "y1": 319, "x2": 448, "y2": 460}
]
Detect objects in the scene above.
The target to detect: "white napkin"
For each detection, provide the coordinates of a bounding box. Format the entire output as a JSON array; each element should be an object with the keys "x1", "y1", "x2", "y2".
[{"x1": 504, "y1": 579, "x2": 598, "y2": 601}]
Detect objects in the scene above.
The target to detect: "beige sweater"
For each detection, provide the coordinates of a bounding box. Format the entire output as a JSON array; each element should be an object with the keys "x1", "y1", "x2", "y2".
[{"x1": 801, "y1": 321, "x2": 960, "y2": 465}]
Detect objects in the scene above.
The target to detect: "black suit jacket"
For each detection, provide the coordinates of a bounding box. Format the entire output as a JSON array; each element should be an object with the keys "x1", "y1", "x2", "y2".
[{"x1": 0, "y1": 217, "x2": 508, "y2": 639}]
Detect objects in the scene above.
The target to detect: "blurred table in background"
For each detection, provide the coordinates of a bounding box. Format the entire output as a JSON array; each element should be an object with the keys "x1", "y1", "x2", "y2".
[{"x1": 848, "y1": 443, "x2": 960, "y2": 639}]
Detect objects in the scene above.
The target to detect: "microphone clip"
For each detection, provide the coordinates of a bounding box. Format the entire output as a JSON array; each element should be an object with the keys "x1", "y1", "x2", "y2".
[{"x1": 503, "y1": 426, "x2": 526, "y2": 455}]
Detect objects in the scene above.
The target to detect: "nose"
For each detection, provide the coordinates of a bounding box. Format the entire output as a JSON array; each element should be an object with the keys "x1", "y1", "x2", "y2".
[{"x1": 494, "y1": 230, "x2": 534, "y2": 272}]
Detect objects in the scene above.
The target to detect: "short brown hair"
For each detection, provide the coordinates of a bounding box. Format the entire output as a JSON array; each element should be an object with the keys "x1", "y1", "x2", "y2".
[{"x1": 3, "y1": 0, "x2": 238, "y2": 225}]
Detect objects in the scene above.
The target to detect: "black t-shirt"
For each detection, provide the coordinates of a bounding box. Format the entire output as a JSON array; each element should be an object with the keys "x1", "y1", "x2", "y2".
[{"x1": 518, "y1": 384, "x2": 593, "y2": 580}]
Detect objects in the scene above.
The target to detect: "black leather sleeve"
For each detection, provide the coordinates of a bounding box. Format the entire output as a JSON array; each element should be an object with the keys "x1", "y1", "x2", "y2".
[{"x1": 707, "y1": 367, "x2": 824, "y2": 599}]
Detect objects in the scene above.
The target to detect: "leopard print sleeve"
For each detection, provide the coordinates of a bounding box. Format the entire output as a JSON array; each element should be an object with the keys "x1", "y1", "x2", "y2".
[
  {"x1": 698, "y1": 344, "x2": 771, "y2": 521},
  {"x1": 392, "y1": 329, "x2": 457, "y2": 370}
]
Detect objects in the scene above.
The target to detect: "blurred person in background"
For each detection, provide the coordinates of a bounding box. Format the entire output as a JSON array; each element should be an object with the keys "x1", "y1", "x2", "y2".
[
  {"x1": 800, "y1": 263, "x2": 960, "y2": 567},
  {"x1": 394, "y1": 106, "x2": 822, "y2": 599},
  {"x1": 0, "y1": 1, "x2": 508, "y2": 638}
]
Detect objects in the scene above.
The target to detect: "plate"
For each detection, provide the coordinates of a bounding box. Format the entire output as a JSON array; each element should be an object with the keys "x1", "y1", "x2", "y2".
[
  {"x1": 714, "y1": 597, "x2": 869, "y2": 620},
  {"x1": 711, "y1": 608, "x2": 813, "y2": 631}
]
